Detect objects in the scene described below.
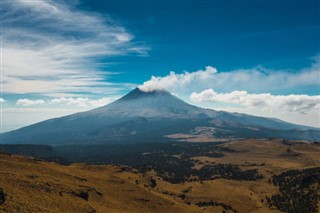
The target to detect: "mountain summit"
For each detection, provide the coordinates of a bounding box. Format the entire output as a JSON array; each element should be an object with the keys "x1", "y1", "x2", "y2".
[
  {"x1": 2, "y1": 88, "x2": 319, "y2": 145},
  {"x1": 120, "y1": 87, "x2": 172, "y2": 100},
  {"x1": 92, "y1": 88, "x2": 216, "y2": 119}
]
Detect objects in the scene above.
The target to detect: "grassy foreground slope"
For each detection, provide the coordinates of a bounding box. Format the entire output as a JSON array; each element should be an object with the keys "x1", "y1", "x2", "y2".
[{"x1": 0, "y1": 153, "x2": 198, "y2": 213}]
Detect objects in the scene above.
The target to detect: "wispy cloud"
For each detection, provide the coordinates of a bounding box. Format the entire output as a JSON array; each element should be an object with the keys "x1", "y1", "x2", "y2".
[
  {"x1": 190, "y1": 89, "x2": 320, "y2": 114},
  {"x1": 2, "y1": 0, "x2": 147, "y2": 96},
  {"x1": 139, "y1": 57, "x2": 320, "y2": 94}
]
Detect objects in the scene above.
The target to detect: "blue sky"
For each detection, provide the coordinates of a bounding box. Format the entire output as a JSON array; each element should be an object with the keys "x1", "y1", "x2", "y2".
[
  {"x1": 82, "y1": 0, "x2": 320, "y2": 80},
  {"x1": 1, "y1": 0, "x2": 320, "y2": 132}
]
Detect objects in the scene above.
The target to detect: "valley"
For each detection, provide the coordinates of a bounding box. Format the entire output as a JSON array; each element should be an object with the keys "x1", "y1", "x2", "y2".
[{"x1": 1, "y1": 139, "x2": 319, "y2": 213}]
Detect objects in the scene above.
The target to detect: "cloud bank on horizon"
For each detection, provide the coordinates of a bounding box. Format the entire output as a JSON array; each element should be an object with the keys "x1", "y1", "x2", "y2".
[
  {"x1": 139, "y1": 58, "x2": 320, "y2": 127},
  {"x1": 139, "y1": 57, "x2": 320, "y2": 94},
  {"x1": 16, "y1": 97, "x2": 116, "y2": 108},
  {"x1": 190, "y1": 90, "x2": 319, "y2": 114}
]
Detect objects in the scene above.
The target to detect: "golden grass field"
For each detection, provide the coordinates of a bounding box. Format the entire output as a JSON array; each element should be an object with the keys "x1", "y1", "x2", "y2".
[{"x1": 0, "y1": 139, "x2": 319, "y2": 213}]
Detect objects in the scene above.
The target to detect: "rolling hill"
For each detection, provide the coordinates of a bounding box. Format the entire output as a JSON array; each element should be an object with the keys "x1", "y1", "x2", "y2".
[{"x1": 1, "y1": 139, "x2": 320, "y2": 213}]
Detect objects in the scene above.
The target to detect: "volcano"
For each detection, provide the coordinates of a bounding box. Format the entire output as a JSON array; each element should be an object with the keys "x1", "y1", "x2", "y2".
[{"x1": 2, "y1": 88, "x2": 319, "y2": 145}]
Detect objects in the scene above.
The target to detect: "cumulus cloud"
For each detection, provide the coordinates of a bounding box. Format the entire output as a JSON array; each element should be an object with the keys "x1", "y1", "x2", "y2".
[
  {"x1": 49, "y1": 97, "x2": 115, "y2": 108},
  {"x1": 190, "y1": 89, "x2": 320, "y2": 113},
  {"x1": 1, "y1": 0, "x2": 147, "y2": 96},
  {"x1": 16, "y1": 99, "x2": 46, "y2": 106},
  {"x1": 138, "y1": 58, "x2": 320, "y2": 127},
  {"x1": 15, "y1": 97, "x2": 116, "y2": 108},
  {"x1": 139, "y1": 58, "x2": 320, "y2": 94},
  {"x1": 89, "y1": 97, "x2": 116, "y2": 108}
]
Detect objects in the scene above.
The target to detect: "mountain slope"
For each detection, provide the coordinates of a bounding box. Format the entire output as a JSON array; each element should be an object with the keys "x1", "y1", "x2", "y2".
[{"x1": 2, "y1": 88, "x2": 319, "y2": 145}]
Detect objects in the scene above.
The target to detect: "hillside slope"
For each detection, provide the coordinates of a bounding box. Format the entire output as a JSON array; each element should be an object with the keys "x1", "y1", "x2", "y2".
[
  {"x1": 1, "y1": 139, "x2": 320, "y2": 213},
  {"x1": 0, "y1": 153, "x2": 198, "y2": 213}
]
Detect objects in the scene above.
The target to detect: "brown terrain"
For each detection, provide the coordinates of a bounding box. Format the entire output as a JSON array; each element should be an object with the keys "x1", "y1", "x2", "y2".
[{"x1": 0, "y1": 139, "x2": 319, "y2": 213}]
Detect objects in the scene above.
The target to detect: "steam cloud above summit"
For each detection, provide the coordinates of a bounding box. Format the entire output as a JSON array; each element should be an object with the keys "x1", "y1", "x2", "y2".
[
  {"x1": 139, "y1": 66, "x2": 217, "y2": 92},
  {"x1": 139, "y1": 58, "x2": 319, "y2": 94}
]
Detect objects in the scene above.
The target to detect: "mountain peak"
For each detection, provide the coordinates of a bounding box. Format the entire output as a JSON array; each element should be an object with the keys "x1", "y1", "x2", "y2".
[
  {"x1": 2, "y1": 86, "x2": 319, "y2": 145},
  {"x1": 101, "y1": 87, "x2": 210, "y2": 119},
  {"x1": 119, "y1": 87, "x2": 172, "y2": 101}
]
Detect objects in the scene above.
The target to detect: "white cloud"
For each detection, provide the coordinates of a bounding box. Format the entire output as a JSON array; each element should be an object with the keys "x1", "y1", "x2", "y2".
[
  {"x1": 139, "y1": 66, "x2": 217, "y2": 92},
  {"x1": 49, "y1": 97, "x2": 116, "y2": 108},
  {"x1": 1, "y1": 0, "x2": 147, "y2": 96},
  {"x1": 138, "y1": 57, "x2": 320, "y2": 127},
  {"x1": 49, "y1": 97, "x2": 90, "y2": 108},
  {"x1": 89, "y1": 97, "x2": 116, "y2": 108},
  {"x1": 4, "y1": 96, "x2": 117, "y2": 132},
  {"x1": 190, "y1": 89, "x2": 320, "y2": 113},
  {"x1": 0, "y1": 98, "x2": 6, "y2": 103},
  {"x1": 16, "y1": 99, "x2": 46, "y2": 106},
  {"x1": 15, "y1": 96, "x2": 117, "y2": 108},
  {"x1": 139, "y1": 58, "x2": 320, "y2": 94}
]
